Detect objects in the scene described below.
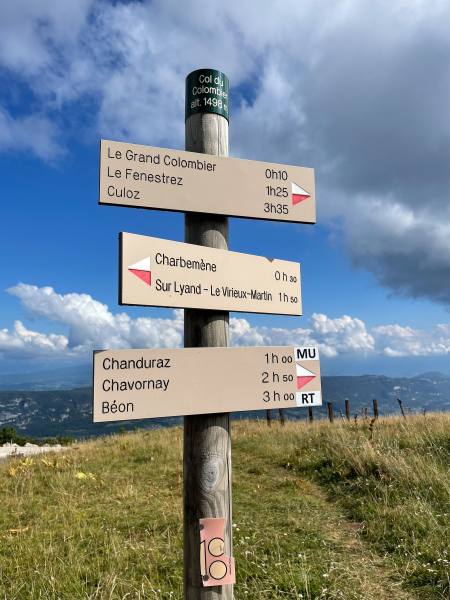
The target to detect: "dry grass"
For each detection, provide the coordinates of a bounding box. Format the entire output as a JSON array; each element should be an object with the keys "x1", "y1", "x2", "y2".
[
  {"x1": 288, "y1": 414, "x2": 450, "y2": 598},
  {"x1": 0, "y1": 414, "x2": 448, "y2": 598}
]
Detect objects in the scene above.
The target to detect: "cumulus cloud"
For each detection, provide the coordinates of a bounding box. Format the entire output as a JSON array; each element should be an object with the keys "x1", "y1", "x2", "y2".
[
  {"x1": 7, "y1": 284, "x2": 184, "y2": 356},
  {"x1": 374, "y1": 323, "x2": 450, "y2": 357},
  {"x1": 310, "y1": 314, "x2": 375, "y2": 356},
  {"x1": 0, "y1": 320, "x2": 68, "y2": 358},
  {"x1": 1, "y1": 1, "x2": 450, "y2": 303},
  {"x1": 2, "y1": 283, "x2": 449, "y2": 363},
  {"x1": 230, "y1": 313, "x2": 374, "y2": 358}
]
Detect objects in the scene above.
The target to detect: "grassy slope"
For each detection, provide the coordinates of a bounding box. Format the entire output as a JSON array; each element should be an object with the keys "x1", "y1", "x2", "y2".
[{"x1": 0, "y1": 415, "x2": 449, "y2": 599}]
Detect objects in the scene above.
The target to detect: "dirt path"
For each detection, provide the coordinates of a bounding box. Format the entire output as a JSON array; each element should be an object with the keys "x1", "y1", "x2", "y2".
[
  {"x1": 295, "y1": 476, "x2": 414, "y2": 600},
  {"x1": 234, "y1": 433, "x2": 416, "y2": 599}
]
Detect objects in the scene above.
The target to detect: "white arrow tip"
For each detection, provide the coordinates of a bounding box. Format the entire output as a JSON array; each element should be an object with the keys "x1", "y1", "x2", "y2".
[{"x1": 128, "y1": 257, "x2": 151, "y2": 272}]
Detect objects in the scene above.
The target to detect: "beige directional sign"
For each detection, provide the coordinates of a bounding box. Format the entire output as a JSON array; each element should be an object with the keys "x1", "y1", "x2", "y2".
[
  {"x1": 93, "y1": 346, "x2": 321, "y2": 422},
  {"x1": 120, "y1": 232, "x2": 302, "y2": 315},
  {"x1": 100, "y1": 139, "x2": 315, "y2": 224}
]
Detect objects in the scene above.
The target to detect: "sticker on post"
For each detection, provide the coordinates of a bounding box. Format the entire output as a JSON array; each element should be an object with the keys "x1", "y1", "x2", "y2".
[
  {"x1": 293, "y1": 346, "x2": 321, "y2": 406},
  {"x1": 199, "y1": 518, "x2": 235, "y2": 586},
  {"x1": 296, "y1": 391, "x2": 322, "y2": 407},
  {"x1": 294, "y1": 346, "x2": 318, "y2": 361}
]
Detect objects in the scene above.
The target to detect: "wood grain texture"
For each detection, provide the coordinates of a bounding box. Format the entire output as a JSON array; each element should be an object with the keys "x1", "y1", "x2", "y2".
[{"x1": 184, "y1": 112, "x2": 233, "y2": 599}]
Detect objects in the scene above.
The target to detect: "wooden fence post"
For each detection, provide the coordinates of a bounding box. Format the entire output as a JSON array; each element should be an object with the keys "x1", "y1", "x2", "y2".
[
  {"x1": 397, "y1": 398, "x2": 406, "y2": 419},
  {"x1": 345, "y1": 399, "x2": 350, "y2": 421},
  {"x1": 327, "y1": 401, "x2": 334, "y2": 423},
  {"x1": 183, "y1": 70, "x2": 233, "y2": 599},
  {"x1": 373, "y1": 398, "x2": 379, "y2": 419}
]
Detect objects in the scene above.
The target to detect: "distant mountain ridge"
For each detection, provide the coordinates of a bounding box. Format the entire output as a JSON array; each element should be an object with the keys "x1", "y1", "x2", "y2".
[
  {"x1": 0, "y1": 364, "x2": 90, "y2": 391},
  {"x1": 1, "y1": 364, "x2": 449, "y2": 392},
  {"x1": 0, "y1": 371, "x2": 449, "y2": 439}
]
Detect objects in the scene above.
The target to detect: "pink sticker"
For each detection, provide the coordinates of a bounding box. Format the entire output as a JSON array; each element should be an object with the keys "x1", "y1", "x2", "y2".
[{"x1": 199, "y1": 518, "x2": 235, "y2": 587}]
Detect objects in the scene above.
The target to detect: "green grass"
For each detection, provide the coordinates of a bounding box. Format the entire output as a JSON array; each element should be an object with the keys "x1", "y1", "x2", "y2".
[
  {"x1": 286, "y1": 414, "x2": 450, "y2": 599},
  {"x1": 0, "y1": 414, "x2": 449, "y2": 599}
]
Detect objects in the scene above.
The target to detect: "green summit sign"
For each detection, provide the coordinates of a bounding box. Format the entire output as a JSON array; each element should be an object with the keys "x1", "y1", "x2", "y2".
[{"x1": 185, "y1": 69, "x2": 229, "y2": 121}]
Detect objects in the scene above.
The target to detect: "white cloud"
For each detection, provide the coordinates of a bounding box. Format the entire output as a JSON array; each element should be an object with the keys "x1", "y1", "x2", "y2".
[
  {"x1": 0, "y1": 0, "x2": 94, "y2": 75},
  {"x1": 1, "y1": 1, "x2": 450, "y2": 303},
  {"x1": 0, "y1": 320, "x2": 68, "y2": 358},
  {"x1": 373, "y1": 323, "x2": 450, "y2": 357},
  {"x1": 230, "y1": 314, "x2": 373, "y2": 358},
  {"x1": 310, "y1": 314, "x2": 375, "y2": 356},
  {"x1": 2, "y1": 283, "x2": 450, "y2": 363},
  {"x1": 0, "y1": 107, "x2": 62, "y2": 160},
  {"x1": 7, "y1": 284, "x2": 184, "y2": 355}
]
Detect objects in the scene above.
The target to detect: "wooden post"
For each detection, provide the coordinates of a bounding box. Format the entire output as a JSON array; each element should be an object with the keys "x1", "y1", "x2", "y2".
[
  {"x1": 372, "y1": 398, "x2": 379, "y2": 419},
  {"x1": 308, "y1": 407, "x2": 313, "y2": 422},
  {"x1": 345, "y1": 399, "x2": 350, "y2": 421},
  {"x1": 266, "y1": 409, "x2": 272, "y2": 427},
  {"x1": 397, "y1": 398, "x2": 406, "y2": 419},
  {"x1": 183, "y1": 74, "x2": 233, "y2": 598},
  {"x1": 278, "y1": 408, "x2": 285, "y2": 426},
  {"x1": 327, "y1": 401, "x2": 334, "y2": 423}
]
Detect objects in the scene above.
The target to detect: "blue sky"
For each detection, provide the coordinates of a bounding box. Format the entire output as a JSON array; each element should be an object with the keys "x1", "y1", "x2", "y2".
[{"x1": 1, "y1": 0, "x2": 450, "y2": 377}]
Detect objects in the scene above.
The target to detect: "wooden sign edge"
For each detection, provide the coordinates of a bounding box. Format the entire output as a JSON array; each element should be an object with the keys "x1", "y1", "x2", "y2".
[
  {"x1": 98, "y1": 139, "x2": 316, "y2": 225},
  {"x1": 99, "y1": 198, "x2": 316, "y2": 226},
  {"x1": 92, "y1": 346, "x2": 322, "y2": 423},
  {"x1": 118, "y1": 232, "x2": 303, "y2": 316}
]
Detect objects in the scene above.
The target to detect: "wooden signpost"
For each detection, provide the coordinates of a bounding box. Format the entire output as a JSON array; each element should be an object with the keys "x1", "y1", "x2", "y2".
[
  {"x1": 183, "y1": 70, "x2": 233, "y2": 598},
  {"x1": 120, "y1": 231, "x2": 302, "y2": 315},
  {"x1": 96, "y1": 68, "x2": 320, "y2": 598}
]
